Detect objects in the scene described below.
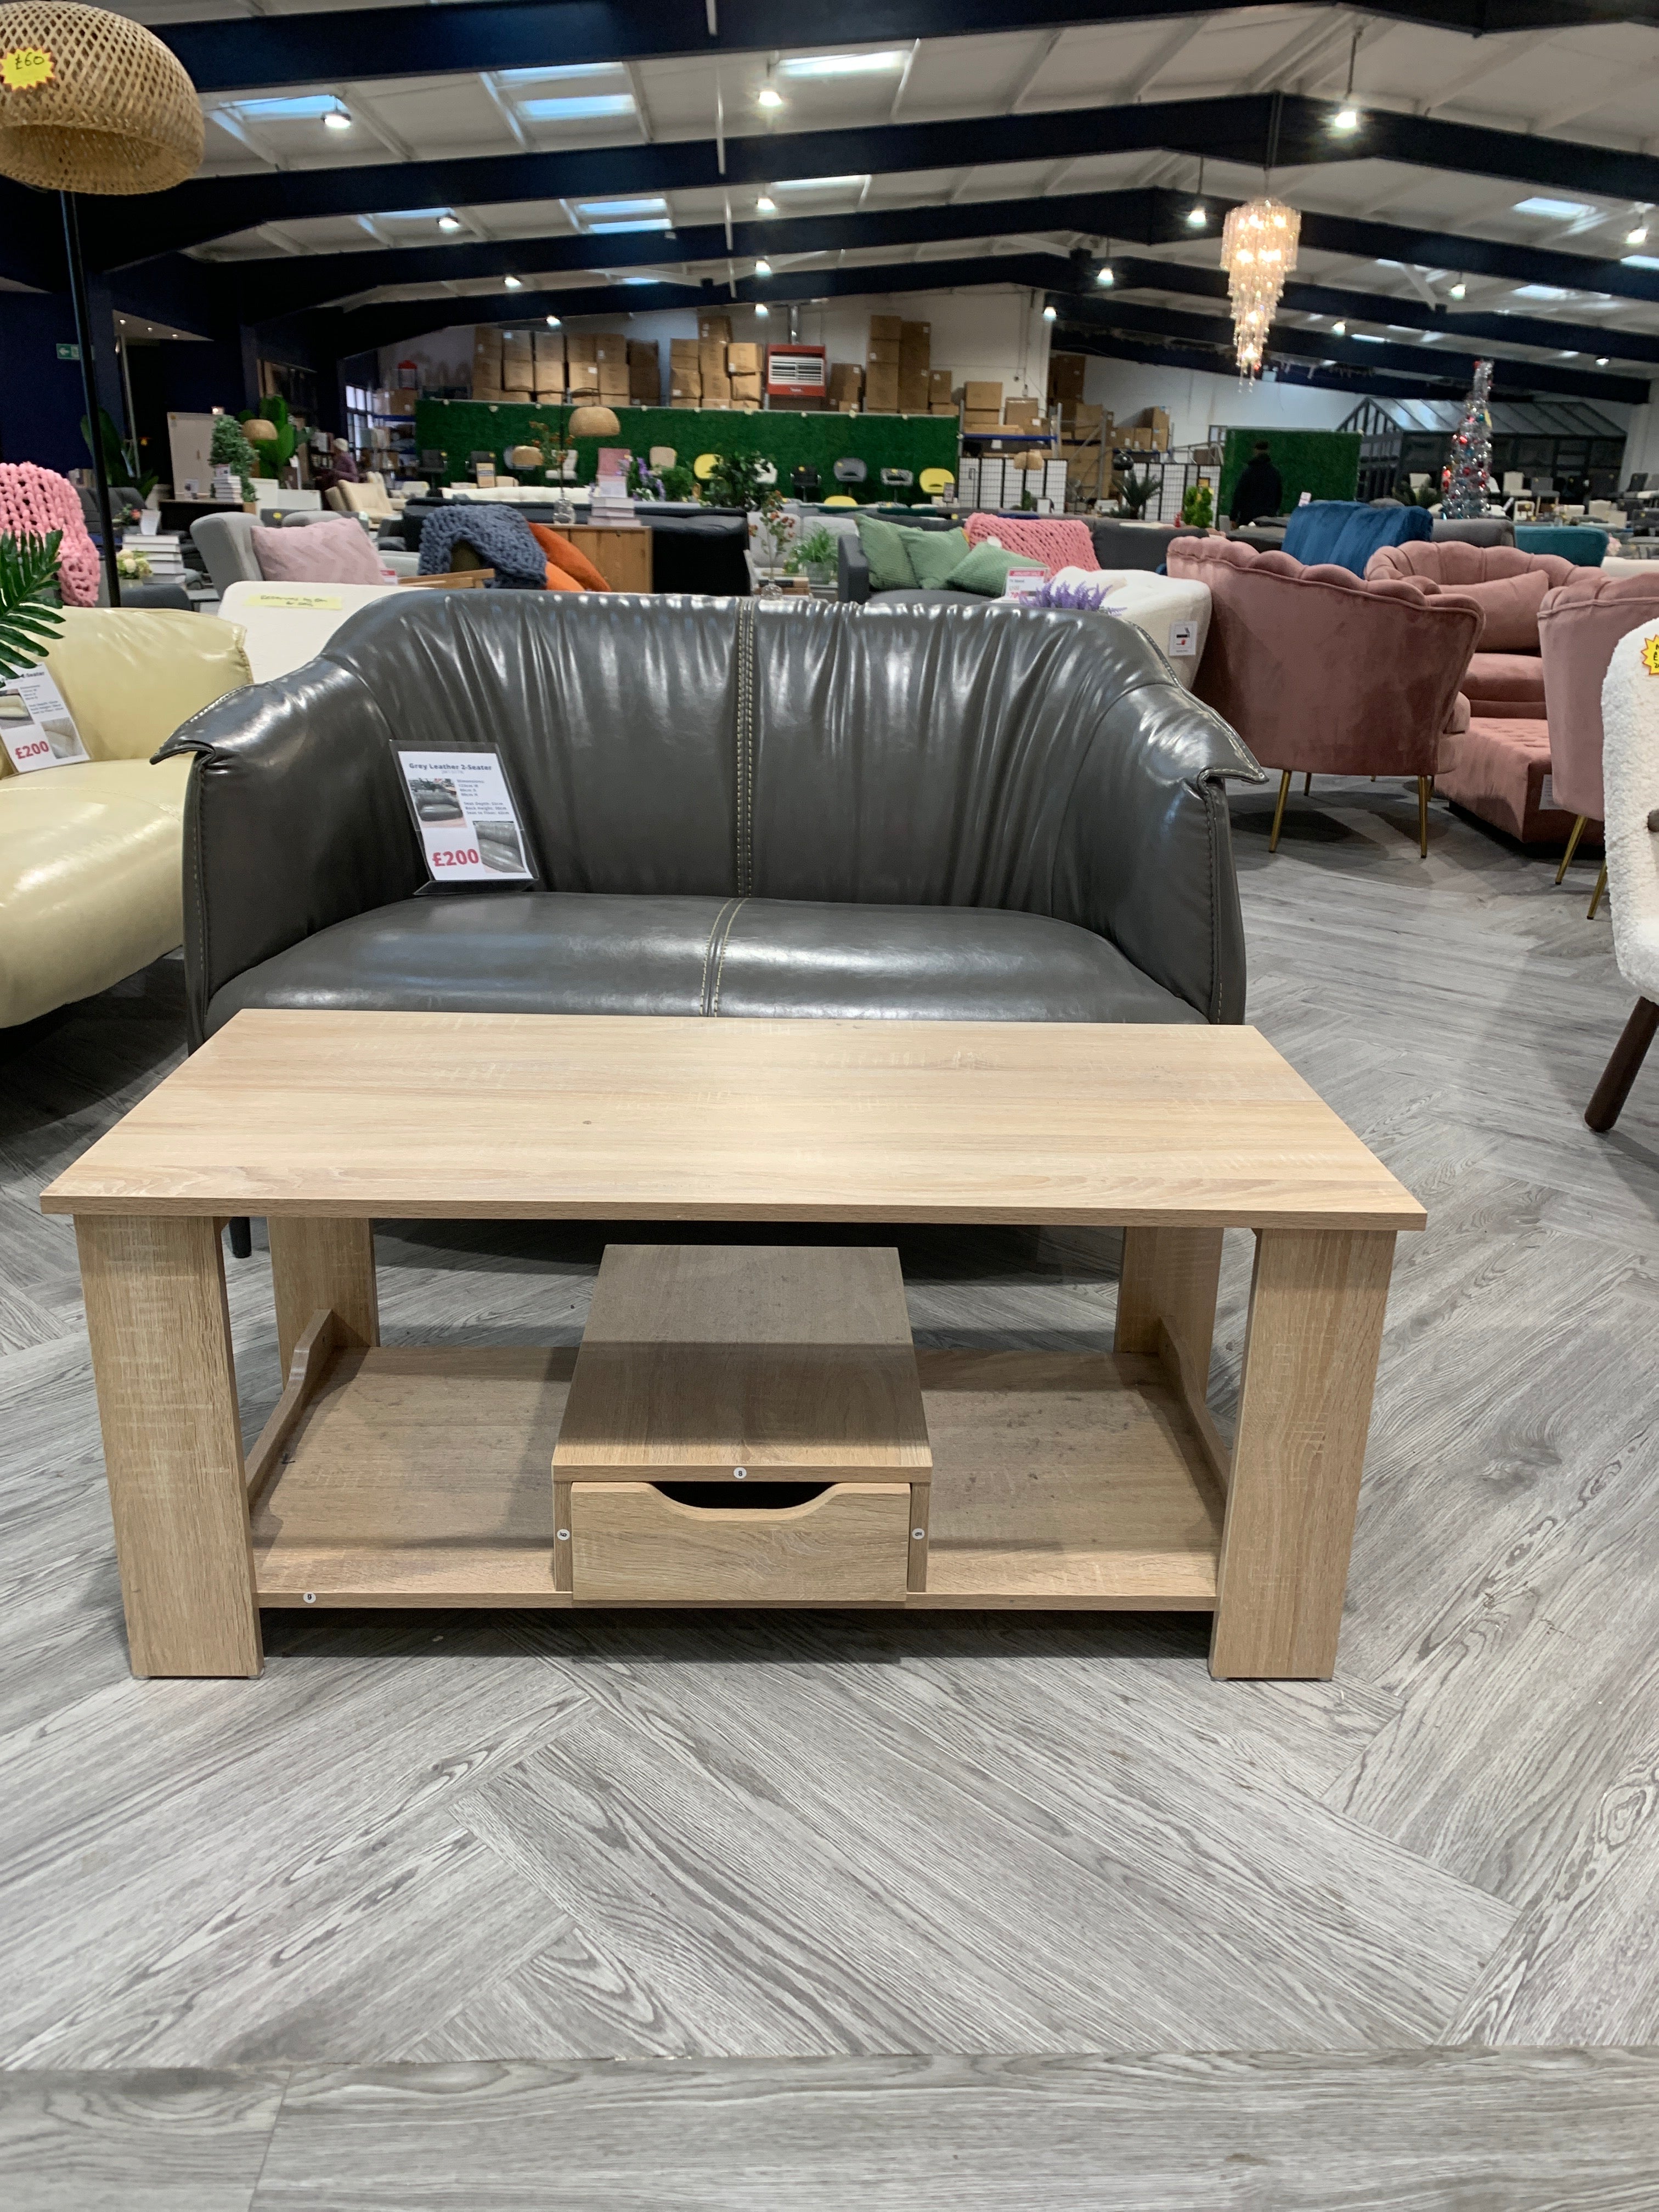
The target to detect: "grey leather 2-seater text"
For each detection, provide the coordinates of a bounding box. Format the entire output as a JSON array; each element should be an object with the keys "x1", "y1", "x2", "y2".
[{"x1": 160, "y1": 594, "x2": 1262, "y2": 1047}]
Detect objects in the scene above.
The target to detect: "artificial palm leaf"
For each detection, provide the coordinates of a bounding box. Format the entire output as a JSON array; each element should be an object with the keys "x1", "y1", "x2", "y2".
[{"x1": 0, "y1": 532, "x2": 66, "y2": 680}]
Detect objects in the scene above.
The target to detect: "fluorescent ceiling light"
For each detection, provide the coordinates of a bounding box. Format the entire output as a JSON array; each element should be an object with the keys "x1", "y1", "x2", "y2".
[
  {"x1": 586, "y1": 218, "x2": 672, "y2": 233},
  {"x1": 772, "y1": 175, "x2": 866, "y2": 191},
  {"x1": 323, "y1": 109, "x2": 352, "y2": 131},
  {"x1": 1622, "y1": 253, "x2": 1659, "y2": 270},
  {"x1": 1420, "y1": 332, "x2": 1442, "y2": 343},
  {"x1": 438, "y1": 215, "x2": 461, "y2": 231},
  {"x1": 1512, "y1": 196, "x2": 1597, "y2": 221},
  {"x1": 1558, "y1": 348, "x2": 1578, "y2": 357},
  {"x1": 1351, "y1": 331, "x2": 1384, "y2": 342},
  {"x1": 520, "y1": 93, "x2": 635, "y2": 120},
  {"x1": 757, "y1": 85, "x2": 784, "y2": 109},
  {"x1": 779, "y1": 50, "x2": 906, "y2": 77}
]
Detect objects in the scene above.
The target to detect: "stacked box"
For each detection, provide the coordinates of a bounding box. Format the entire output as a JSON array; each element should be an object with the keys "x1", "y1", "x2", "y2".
[
  {"x1": 628, "y1": 340, "x2": 660, "y2": 404},
  {"x1": 592, "y1": 332, "x2": 629, "y2": 402},
  {"x1": 727, "y1": 341, "x2": 760, "y2": 376},
  {"x1": 669, "y1": 336, "x2": 701, "y2": 405},
  {"x1": 827, "y1": 362, "x2": 863, "y2": 411},
  {"x1": 961, "y1": 378, "x2": 1001, "y2": 432},
  {"x1": 866, "y1": 313, "x2": 901, "y2": 410},
  {"x1": 927, "y1": 368, "x2": 955, "y2": 415},
  {"x1": 501, "y1": 330, "x2": 534, "y2": 394},
  {"x1": 730, "y1": 373, "x2": 762, "y2": 403},
  {"x1": 1003, "y1": 397, "x2": 1043, "y2": 431},
  {"x1": 699, "y1": 337, "x2": 731, "y2": 404},
  {"x1": 567, "y1": 362, "x2": 601, "y2": 395},
  {"x1": 533, "y1": 327, "x2": 564, "y2": 402},
  {"x1": 472, "y1": 324, "x2": 504, "y2": 400},
  {"x1": 697, "y1": 310, "x2": 732, "y2": 342},
  {"x1": 898, "y1": 319, "x2": 930, "y2": 413},
  {"x1": 1127, "y1": 405, "x2": 1171, "y2": 450},
  {"x1": 1047, "y1": 352, "x2": 1087, "y2": 405}
]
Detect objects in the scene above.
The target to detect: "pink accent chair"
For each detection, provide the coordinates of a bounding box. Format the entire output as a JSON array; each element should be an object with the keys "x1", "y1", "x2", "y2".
[
  {"x1": 1167, "y1": 537, "x2": 1482, "y2": 856},
  {"x1": 1365, "y1": 539, "x2": 1575, "y2": 721},
  {"x1": 1539, "y1": 571, "x2": 1659, "y2": 912}
]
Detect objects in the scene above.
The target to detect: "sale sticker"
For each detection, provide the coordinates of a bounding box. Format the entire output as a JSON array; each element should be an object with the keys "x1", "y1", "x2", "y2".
[
  {"x1": 1641, "y1": 634, "x2": 1659, "y2": 677},
  {"x1": 2, "y1": 47, "x2": 54, "y2": 92},
  {"x1": 393, "y1": 745, "x2": 535, "y2": 887},
  {"x1": 0, "y1": 668, "x2": 88, "y2": 774}
]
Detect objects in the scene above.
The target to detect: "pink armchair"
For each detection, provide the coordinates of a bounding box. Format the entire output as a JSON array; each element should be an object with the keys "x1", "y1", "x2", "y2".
[
  {"x1": 1539, "y1": 571, "x2": 1659, "y2": 912},
  {"x1": 1365, "y1": 539, "x2": 1575, "y2": 720},
  {"x1": 1167, "y1": 537, "x2": 1482, "y2": 857}
]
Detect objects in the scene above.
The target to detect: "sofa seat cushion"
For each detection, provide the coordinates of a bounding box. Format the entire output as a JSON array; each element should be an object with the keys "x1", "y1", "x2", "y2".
[
  {"x1": 1, "y1": 756, "x2": 192, "y2": 1028},
  {"x1": 1437, "y1": 715, "x2": 1592, "y2": 845},
  {"x1": 1459, "y1": 651, "x2": 1547, "y2": 719},
  {"x1": 204, "y1": 891, "x2": 1206, "y2": 1035}
]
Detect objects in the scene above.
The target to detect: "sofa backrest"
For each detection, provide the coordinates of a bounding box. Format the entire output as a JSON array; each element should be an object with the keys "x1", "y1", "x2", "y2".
[
  {"x1": 1167, "y1": 536, "x2": 1482, "y2": 777},
  {"x1": 1538, "y1": 571, "x2": 1659, "y2": 822},
  {"x1": 296, "y1": 591, "x2": 1255, "y2": 1015},
  {"x1": 190, "y1": 512, "x2": 263, "y2": 592},
  {"x1": 0, "y1": 607, "x2": 250, "y2": 776},
  {"x1": 1365, "y1": 539, "x2": 1575, "y2": 590},
  {"x1": 1282, "y1": 499, "x2": 1431, "y2": 575},
  {"x1": 216, "y1": 578, "x2": 402, "y2": 684}
]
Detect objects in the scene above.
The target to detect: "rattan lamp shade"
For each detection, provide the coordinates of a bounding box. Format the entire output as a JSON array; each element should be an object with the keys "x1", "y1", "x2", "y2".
[
  {"x1": 0, "y1": 1, "x2": 202, "y2": 193},
  {"x1": 567, "y1": 404, "x2": 622, "y2": 439}
]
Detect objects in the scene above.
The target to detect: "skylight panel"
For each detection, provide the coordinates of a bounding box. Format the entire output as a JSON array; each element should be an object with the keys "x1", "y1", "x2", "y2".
[
  {"x1": 520, "y1": 94, "x2": 636, "y2": 121},
  {"x1": 778, "y1": 52, "x2": 907, "y2": 77},
  {"x1": 1511, "y1": 197, "x2": 1598, "y2": 221}
]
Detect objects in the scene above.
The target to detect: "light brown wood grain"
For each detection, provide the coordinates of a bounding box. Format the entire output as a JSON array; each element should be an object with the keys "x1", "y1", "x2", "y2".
[
  {"x1": 554, "y1": 1244, "x2": 930, "y2": 1480},
  {"x1": 915, "y1": 1349, "x2": 1222, "y2": 1608},
  {"x1": 268, "y1": 1217, "x2": 379, "y2": 1379},
  {"x1": 570, "y1": 1481, "x2": 910, "y2": 1604},
  {"x1": 1116, "y1": 1226, "x2": 1224, "y2": 1375},
  {"x1": 563, "y1": 524, "x2": 653, "y2": 592},
  {"x1": 244, "y1": 1307, "x2": 338, "y2": 1508},
  {"x1": 253, "y1": 1346, "x2": 572, "y2": 1606},
  {"x1": 75, "y1": 1213, "x2": 261, "y2": 1677},
  {"x1": 553, "y1": 1479, "x2": 573, "y2": 1594},
  {"x1": 40, "y1": 1013, "x2": 1426, "y2": 1232},
  {"x1": 1209, "y1": 1228, "x2": 1397, "y2": 1680},
  {"x1": 907, "y1": 1481, "x2": 931, "y2": 1593}
]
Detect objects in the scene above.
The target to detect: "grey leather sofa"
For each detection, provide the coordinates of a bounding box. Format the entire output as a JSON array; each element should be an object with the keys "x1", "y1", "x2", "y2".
[{"x1": 160, "y1": 594, "x2": 1262, "y2": 1048}]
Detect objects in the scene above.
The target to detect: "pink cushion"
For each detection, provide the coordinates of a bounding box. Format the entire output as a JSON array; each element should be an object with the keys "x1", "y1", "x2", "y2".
[
  {"x1": 964, "y1": 512, "x2": 1098, "y2": 574},
  {"x1": 1437, "y1": 715, "x2": 1596, "y2": 845},
  {"x1": 1536, "y1": 569, "x2": 1659, "y2": 821},
  {"x1": 1459, "y1": 651, "x2": 1546, "y2": 719},
  {"x1": 1452, "y1": 569, "x2": 1550, "y2": 653},
  {"x1": 252, "y1": 518, "x2": 387, "y2": 585}
]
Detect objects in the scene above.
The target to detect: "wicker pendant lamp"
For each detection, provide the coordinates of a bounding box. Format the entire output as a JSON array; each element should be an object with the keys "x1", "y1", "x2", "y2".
[
  {"x1": 0, "y1": 3, "x2": 205, "y2": 603},
  {"x1": 567, "y1": 404, "x2": 622, "y2": 439}
]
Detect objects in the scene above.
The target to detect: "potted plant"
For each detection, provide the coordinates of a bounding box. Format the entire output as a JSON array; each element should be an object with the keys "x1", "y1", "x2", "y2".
[
  {"x1": 625, "y1": 454, "x2": 666, "y2": 502},
  {"x1": 0, "y1": 529, "x2": 65, "y2": 679},
  {"x1": 753, "y1": 492, "x2": 792, "y2": 592},
  {"x1": 1181, "y1": 481, "x2": 1214, "y2": 528},
  {"x1": 528, "y1": 415, "x2": 577, "y2": 523},
  {"x1": 210, "y1": 415, "x2": 258, "y2": 505},
  {"x1": 1120, "y1": 468, "x2": 1156, "y2": 520},
  {"x1": 789, "y1": 524, "x2": 837, "y2": 591},
  {"x1": 239, "y1": 396, "x2": 298, "y2": 486}
]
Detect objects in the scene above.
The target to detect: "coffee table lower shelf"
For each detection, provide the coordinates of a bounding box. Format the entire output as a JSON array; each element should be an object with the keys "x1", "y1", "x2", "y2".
[{"x1": 250, "y1": 1344, "x2": 1224, "y2": 1612}]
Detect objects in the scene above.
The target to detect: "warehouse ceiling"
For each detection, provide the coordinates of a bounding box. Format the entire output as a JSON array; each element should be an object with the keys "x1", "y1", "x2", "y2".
[{"x1": 54, "y1": 2, "x2": 1659, "y2": 398}]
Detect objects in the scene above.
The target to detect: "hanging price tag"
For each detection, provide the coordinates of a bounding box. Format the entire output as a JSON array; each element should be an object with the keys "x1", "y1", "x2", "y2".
[
  {"x1": 393, "y1": 743, "x2": 537, "y2": 888},
  {"x1": 1, "y1": 47, "x2": 55, "y2": 91},
  {"x1": 1, "y1": 668, "x2": 88, "y2": 774}
]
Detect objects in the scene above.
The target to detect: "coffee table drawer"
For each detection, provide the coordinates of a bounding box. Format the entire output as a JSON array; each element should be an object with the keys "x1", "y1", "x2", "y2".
[{"x1": 570, "y1": 1481, "x2": 911, "y2": 1604}]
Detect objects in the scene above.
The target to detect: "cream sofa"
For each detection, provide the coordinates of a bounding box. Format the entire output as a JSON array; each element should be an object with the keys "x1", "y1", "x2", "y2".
[
  {"x1": 216, "y1": 578, "x2": 400, "y2": 682},
  {"x1": 1, "y1": 608, "x2": 250, "y2": 1028}
]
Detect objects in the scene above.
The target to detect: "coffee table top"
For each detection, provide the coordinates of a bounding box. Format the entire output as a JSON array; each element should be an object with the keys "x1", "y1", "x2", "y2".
[{"x1": 41, "y1": 1011, "x2": 1425, "y2": 1232}]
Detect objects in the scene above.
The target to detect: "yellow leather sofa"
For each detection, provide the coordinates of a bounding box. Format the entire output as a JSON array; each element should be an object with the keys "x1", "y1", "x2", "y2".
[{"x1": 1, "y1": 608, "x2": 251, "y2": 1029}]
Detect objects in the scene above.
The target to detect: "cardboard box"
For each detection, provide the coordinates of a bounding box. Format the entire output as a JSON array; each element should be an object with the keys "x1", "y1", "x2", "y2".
[
  {"x1": 473, "y1": 385, "x2": 504, "y2": 404},
  {"x1": 702, "y1": 374, "x2": 732, "y2": 404},
  {"x1": 670, "y1": 375, "x2": 701, "y2": 402},
  {"x1": 503, "y1": 362, "x2": 534, "y2": 393},
  {"x1": 867, "y1": 338, "x2": 901, "y2": 368},
  {"x1": 534, "y1": 386, "x2": 565, "y2": 405},
  {"x1": 828, "y1": 362, "x2": 863, "y2": 398},
  {"x1": 1063, "y1": 400, "x2": 1104, "y2": 430},
  {"x1": 927, "y1": 369, "x2": 953, "y2": 404},
  {"x1": 962, "y1": 411, "x2": 1002, "y2": 433},
  {"x1": 1128, "y1": 405, "x2": 1171, "y2": 450},
  {"x1": 730, "y1": 371, "x2": 762, "y2": 401},
  {"x1": 697, "y1": 311, "x2": 732, "y2": 341},
  {"x1": 670, "y1": 336, "x2": 700, "y2": 358},
  {"x1": 472, "y1": 325, "x2": 503, "y2": 362},
  {"x1": 962, "y1": 380, "x2": 1002, "y2": 413},
  {"x1": 868, "y1": 314, "x2": 902, "y2": 342},
  {"x1": 726, "y1": 341, "x2": 760, "y2": 375},
  {"x1": 898, "y1": 377, "x2": 929, "y2": 413},
  {"x1": 698, "y1": 339, "x2": 728, "y2": 379},
  {"x1": 534, "y1": 329, "x2": 564, "y2": 374},
  {"x1": 386, "y1": 388, "x2": 417, "y2": 416},
  {"x1": 1048, "y1": 351, "x2": 1087, "y2": 402},
  {"x1": 898, "y1": 320, "x2": 930, "y2": 372},
  {"x1": 670, "y1": 399, "x2": 699, "y2": 409},
  {"x1": 1004, "y1": 398, "x2": 1043, "y2": 428},
  {"x1": 567, "y1": 361, "x2": 600, "y2": 393},
  {"x1": 565, "y1": 334, "x2": 598, "y2": 364},
  {"x1": 592, "y1": 334, "x2": 628, "y2": 365},
  {"x1": 930, "y1": 403, "x2": 957, "y2": 416},
  {"x1": 731, "y1": 399, "x2": 760, "y2": 413},
  {"x1": 597, "y1": 372, "x2": 630, "y2": 401}
]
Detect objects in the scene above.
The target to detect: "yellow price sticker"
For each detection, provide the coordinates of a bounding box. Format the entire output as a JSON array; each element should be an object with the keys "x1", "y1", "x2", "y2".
[
  {"x1": 243, "y1": 591, "x2": 345, "y2": 610},
  {"x1": 1, "y1": 46, "x2": 54, "y2": 91},
  {"x1": 1641, "y1": 634, "x2": 1659, "y2": 677}
]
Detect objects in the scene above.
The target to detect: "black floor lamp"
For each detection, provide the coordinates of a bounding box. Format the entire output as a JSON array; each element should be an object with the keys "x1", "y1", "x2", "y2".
[{"x1": 0, "y1": 3, "x2": 204, "y2": 608}]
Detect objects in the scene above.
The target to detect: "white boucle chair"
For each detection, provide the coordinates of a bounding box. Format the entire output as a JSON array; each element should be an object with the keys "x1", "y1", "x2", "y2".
[{"x1": 1585, "y1": 619, "x2": 1659, "y2": 1131}]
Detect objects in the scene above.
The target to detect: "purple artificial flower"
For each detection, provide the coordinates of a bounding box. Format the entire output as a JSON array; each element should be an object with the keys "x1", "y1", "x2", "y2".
[{"x1": 1035, "y1": 574, "x2": 1111, "y2": 611}]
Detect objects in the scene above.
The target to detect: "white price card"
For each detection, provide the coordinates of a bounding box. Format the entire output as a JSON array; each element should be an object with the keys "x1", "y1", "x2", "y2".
[
  {"x1": 1002, "y1": 566, "x2": 1048, "y2": 602},
  {"x1": 394, "y1": 746, "x2": 535, "y2": 885},
  {"x1": 1167, "y1": 618, "x2": 1198, "y2": 657},
  {"x1": 0, "y1": 667, "x2": 88, "y2": 774}
]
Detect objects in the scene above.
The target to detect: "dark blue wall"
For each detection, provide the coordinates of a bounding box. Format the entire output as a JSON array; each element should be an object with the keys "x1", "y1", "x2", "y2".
[{"x1": 0, "y1": 292, "x2": 93, "y2": 473}]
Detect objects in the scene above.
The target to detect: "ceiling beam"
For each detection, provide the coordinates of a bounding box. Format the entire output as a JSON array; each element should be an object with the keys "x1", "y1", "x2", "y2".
[
  {"x1": 156, "y1": 1, "x2": 1659, "y2": 99},
  {"x1": 60, "y1": 88, "x2": 1659, "y2": 269}
]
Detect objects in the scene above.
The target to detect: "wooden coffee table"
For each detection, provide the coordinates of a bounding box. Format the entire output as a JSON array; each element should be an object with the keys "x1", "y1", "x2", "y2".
[{"x1": 43, "y1": 1012, "x2": 1424, "y2": 1684}]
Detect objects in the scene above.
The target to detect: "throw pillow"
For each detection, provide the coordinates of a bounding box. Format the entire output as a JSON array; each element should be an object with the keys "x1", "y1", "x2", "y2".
[
  {"x1": 1452, "y1": 569, "x2": 1550, "y2": 653},
  {"x1": 529, "y1": 524, "x2": 611, "y2": 591},
  {"x1": 897, "y1": 525, "x2": 970, "y2": 589},
  {"x1": 543, "y1": 562, "x2": 584, "y2": 592},
  {"x1": 252, "y1": 518, "x2": 385, "y2": 586},
  {"x1": 944, "y1": 543, "x2": 1020, "y2": 596},
  {"x1": 854, "y1": 512, "x2": 918, "y2": 590}
]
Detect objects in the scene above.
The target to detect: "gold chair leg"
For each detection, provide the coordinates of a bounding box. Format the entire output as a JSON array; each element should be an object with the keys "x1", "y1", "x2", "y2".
[
  {"x1": 1587, "y1": 861, "x2": 1609, "y2": 920},
  {"x1": 1555, "y1": 814, "x2": 1588, "y2": 884},
  {"x1": 1269, "y1": 769, "x2": 1291, "y2": 853},
  {"x1": 1417, "y1": 776, "x2": 1430, "y2": 859},
  {"x1": 1302, "y1": 772, "x2": 1312, "y2": 796}
]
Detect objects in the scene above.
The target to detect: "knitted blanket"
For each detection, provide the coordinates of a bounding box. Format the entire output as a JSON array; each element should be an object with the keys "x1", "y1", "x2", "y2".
[
  {"x1": 964, "y1": 512, "x2": 1098, "y2": 577},
  {"x1": 418, "y1": 504, "x2": 548, "y2": 589},
  {"x1": 0, "y1": 463, "x2": 101, "y2": 605}
]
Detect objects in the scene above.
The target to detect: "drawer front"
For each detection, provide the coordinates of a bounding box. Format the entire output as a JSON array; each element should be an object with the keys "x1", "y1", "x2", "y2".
[{"x1": 571, "y1": 1481, "x2": 910, "y2": 1603}]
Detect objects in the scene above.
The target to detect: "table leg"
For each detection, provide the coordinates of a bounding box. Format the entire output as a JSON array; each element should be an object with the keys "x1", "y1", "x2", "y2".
[
  {"x1": 77, "y1": 1214, "x2": 261, "y2": 1679},
  {"x1": 1115, "y1": 1226, "x2": 1224, "y2": 1376},
  {"x1": 1210, "y1": 1227, "x2": 1396, "y2": 1680},
  {"x1": 268, "y1": 1217, "x2": 379, "y2": 1379}
]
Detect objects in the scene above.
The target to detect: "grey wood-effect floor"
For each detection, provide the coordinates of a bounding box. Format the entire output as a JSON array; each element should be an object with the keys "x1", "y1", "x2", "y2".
[{"x1": 2, "y1": 775, "x2": 1657, "y2": 2204}]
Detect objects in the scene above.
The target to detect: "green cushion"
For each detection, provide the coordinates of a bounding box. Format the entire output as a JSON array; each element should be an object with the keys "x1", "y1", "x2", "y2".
[
  {"x1": 854, "y1": 512, "x2": 919, "y2": 590},
  {"x1": 943, "y1": 542, "x2": 1020, "y2": 596},
  {"x1": 896, "y1": 524, "x2": 970, "y2": 589}
]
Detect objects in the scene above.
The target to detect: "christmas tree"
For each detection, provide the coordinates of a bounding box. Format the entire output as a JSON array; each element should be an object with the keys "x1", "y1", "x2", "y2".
[{"x1": 1441, "y1": 358, "x2": 1494, "y2": 518}]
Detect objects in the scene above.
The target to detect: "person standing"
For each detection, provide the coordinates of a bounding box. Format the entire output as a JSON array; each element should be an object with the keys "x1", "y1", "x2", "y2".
[{"x1": 1228, "y1": 440, "x2": 1283, "y2": 526}]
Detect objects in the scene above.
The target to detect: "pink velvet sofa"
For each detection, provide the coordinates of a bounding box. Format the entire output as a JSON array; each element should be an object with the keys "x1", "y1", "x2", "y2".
[
  {"x1": 1167, "y1": 536, "x2": 1482, "y2": 856},
  {"x1": 1364, "y1": 539, "x2": 1575, "y2": 721},
  {"x1": 1428, "y1": 569, "x2": 1659, "y2": 851}
]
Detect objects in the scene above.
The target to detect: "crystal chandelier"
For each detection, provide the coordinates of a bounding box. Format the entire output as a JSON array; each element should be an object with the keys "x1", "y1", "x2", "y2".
[{"x1": 1220, "y1": 198, "x2": 1301, "y2": 377}]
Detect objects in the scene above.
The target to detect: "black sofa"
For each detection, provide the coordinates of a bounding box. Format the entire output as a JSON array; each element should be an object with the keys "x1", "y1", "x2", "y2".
[
  {"x1": 160, "y1": 594, "x2": 1262, "y2": 1046},
  {"x1": 391, "y1": 498, "x2": 752, "y2": 595}
]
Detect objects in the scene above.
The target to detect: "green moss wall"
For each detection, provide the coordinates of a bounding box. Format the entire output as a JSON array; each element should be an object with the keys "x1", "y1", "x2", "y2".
[
  {"x1": 414, "y1": 399, "x2": 960, "y2": 499},
  {"x1": 1217, "y1": 430, "x2": 1362, "y2": 518}
]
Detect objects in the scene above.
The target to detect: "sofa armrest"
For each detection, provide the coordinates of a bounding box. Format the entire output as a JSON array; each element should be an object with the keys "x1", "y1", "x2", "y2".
[
  {"x1": 838, "y1": 535, "x2": 872, "y2": 604},
  {"x1": 156, "y1": 661, "x2": 425, "y2": 1046}
]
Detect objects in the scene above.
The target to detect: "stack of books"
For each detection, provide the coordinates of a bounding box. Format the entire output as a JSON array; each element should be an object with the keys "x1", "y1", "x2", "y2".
[
  {"x1": 122, "y1": 529, "x2": 187, "y2": 576},
  {"x1": 588, "y1": 484, "x2": 636, "y2": 526}
]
